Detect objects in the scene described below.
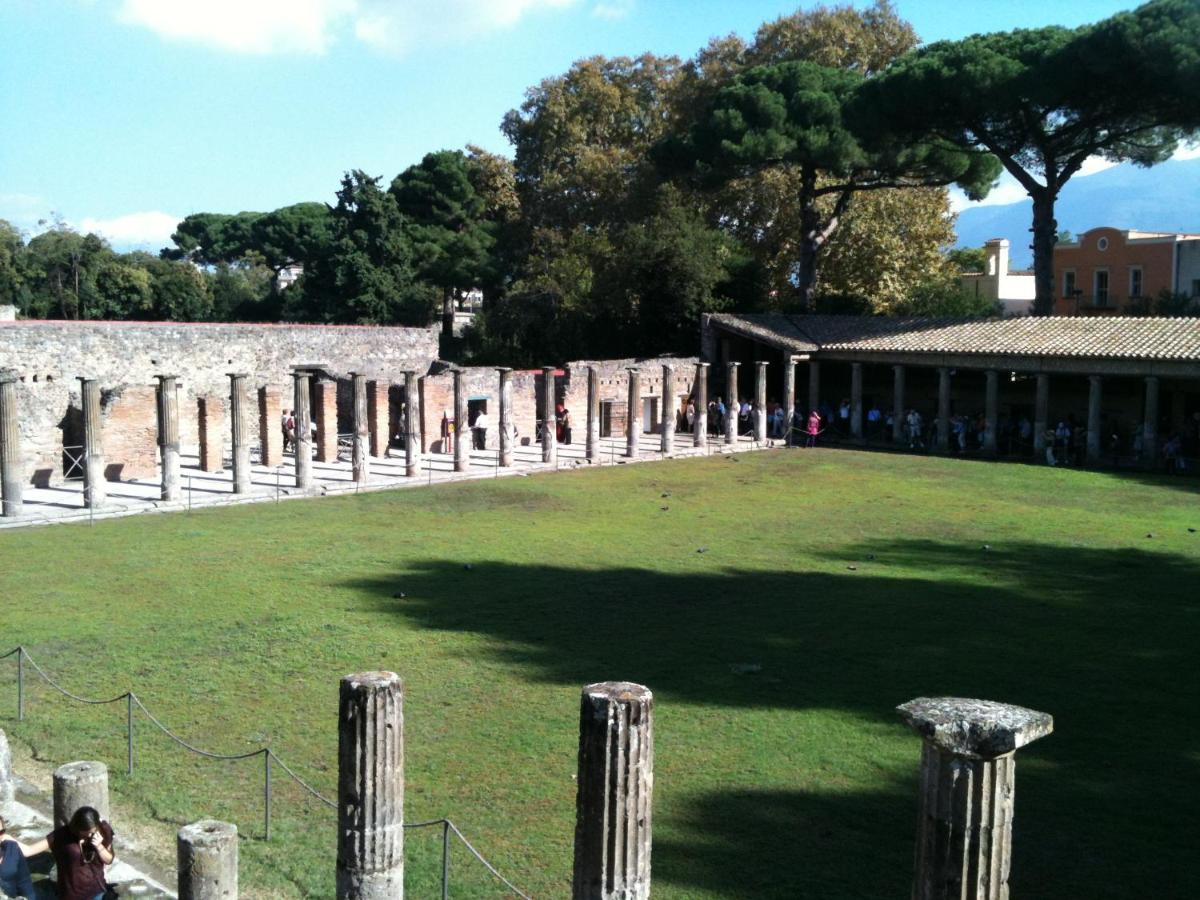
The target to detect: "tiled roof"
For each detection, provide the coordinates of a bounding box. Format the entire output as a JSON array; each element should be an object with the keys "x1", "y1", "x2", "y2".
[{"x1": 709, "y1": 314, "x2": 1200, "y2": 362}]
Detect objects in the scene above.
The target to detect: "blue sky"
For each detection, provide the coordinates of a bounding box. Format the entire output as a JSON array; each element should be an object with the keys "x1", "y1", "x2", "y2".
[{"x1": 0, "y1": 0, "x2": 1175, "y2": 250}]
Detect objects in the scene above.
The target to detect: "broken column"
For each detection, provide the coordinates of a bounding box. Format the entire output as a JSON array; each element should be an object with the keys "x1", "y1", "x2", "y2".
[
  {"x1": 898, "y1": 697, "x2": 1053, "y2": 900},
  {"x1": 724, "y1": 362, "x2": 739, "y2": 445},
  {"x1": 1086, "y1": 375, "x2": 1102, "y2": 465},
  {"x1": 498, "y1": 368, "x2": 514, "y2": 467},
  {"x1": 351, "y1": 372, "x2": 369, "y2": 484},
  {"x1": 368, "y1": 380, "x2": 390, "y2": 459},
  {"x1": 54, "y1": 760, "x2": 109, "y2": 826},
  {"x1": 572, "y1": 682, "x2": 654, "y2": 900},
  {"x1": 754, "y1": 361, "x2": 768, "y2": 443},
  {"x1": 178, "y1": 819, "x2": 238, "y2": 900},
  {"x1": 228, "y1": 373, "x2": 251, "y2": 494},
  {"x1": 984, "y1": 370, "x2": 999, "y2": 456},
  {"x1": 315, "y1": 378, "x2": 338, "y2": 463},
  {"x1": 850, "y1": 362, "x2": 863, "y2": 442},
  {"x1": 542, "y1": 366, "x2": 557, "y2": 466},
  {"x1": 337, "y1": 672, "x2": 404, "y2": 900},
  {"x1": 403, "y1": 371, "x2": 420, "y2": 478},
  {"x1": 585, "y1": 366, "x2": 600, "y2": 463},
  {"x1": 1, "y1": 369, "x2": 24, "y2": 517},
  {"x1": 626, "y1": 368, "x2": 642, "y2": 459},
  {"x1": 198, "y1": 395, "x2": 225, "y2": 474},
  {"x1": 693, "y1": 362, "x2": 708, "y2": 446},
  {"x1": 453, "y1": 368, "x2": 469, "y2": 473},
  {"x1": 293, "y1": 369, "x2": 313, "y2": 489},
  {"x1": 79, "y1": 377, "x2": 107, "y2": 508},
  {"x1": 660, "y1": 363, "x2": 676, "y2": 454},
  {"x1": 258, "y1": 385, "x2": 282, "y2": 468}
]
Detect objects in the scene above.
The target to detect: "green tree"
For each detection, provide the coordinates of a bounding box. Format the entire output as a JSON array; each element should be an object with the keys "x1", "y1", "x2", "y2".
[
  {"x1": 167, "y1": 212, "x2": 263, "y2": 265},
  {"x1": 249, "y1": 202, "x2": 333, "y2": 283},
  {"x1": 23, "y1": 226, "x2": 110, "y2": 319},
  {"x1": 862, "y1": 0, "x2": 1200, "y2": 314},
  {"x1": 947, "y1": 246, "x2": 989, "y2": 274},
  {"x1": 0, "y1": 220, "x2": 29, "y2": 310},
  {"x1": 92, "y1": 259, "x2": 154, "y2": 319}
]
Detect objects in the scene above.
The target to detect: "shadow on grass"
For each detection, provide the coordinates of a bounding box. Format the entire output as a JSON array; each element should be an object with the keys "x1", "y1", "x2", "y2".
[{"x1": 341, "y1": 539, "x2": 1200, "y2": 897}]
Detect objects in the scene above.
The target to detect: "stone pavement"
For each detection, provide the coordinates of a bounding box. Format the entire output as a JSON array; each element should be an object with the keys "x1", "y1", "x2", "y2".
[{"x1": 1, "y1": 431, "x2": 778, "y2": 530}]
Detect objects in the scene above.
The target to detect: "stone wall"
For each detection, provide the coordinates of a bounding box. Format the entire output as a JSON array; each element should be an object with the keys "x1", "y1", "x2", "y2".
[{"x1": 0, "y1": 321, "x2": 439, "y2": 485}]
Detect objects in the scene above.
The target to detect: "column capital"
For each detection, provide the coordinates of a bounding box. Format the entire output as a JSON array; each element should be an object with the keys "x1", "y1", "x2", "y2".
[
  {"x1": 0, "y1": 369, "x2": 18, "y2": 385},
  {"x1": 154, "y1": 373, "x2": 180, "y2": 382},
  {"x1": 1089, "y1": 373, "x2": 1103, "y2": 385},
  {"x1": 226, "y1": 371, "x2": 250, "y2": 380},
  {"x1": 1145, "y1": 374, "x2": 1159, "y2": 385},
  {"x1": 756, "y1": 360, "x2": 769, "y2": 367},
  {"x1": 898, "y1": 696, "x2": 1053, "y2": 760},
  {"x1": 696, "y1": 361, "x2": 710, "y2": 369},
  {"x1": 542, "y1": 365, "x2": 557, "y2": 374},
  {"x1": 77, "y1": 375, "x2": 97, "y2": 385},
  {"x1": 496, "y1": 366, "x2": 513, "y2": 374}
]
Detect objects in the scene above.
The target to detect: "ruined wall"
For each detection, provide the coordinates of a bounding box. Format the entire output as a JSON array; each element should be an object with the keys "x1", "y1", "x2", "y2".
[{"x1": 0, "y1": 321, "x2": 439, "y2": 484}]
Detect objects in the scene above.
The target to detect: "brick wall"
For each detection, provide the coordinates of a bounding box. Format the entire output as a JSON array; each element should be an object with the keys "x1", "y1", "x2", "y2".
[{"x1": 100, "y1": 385, "x2": 158, "y2": 480}]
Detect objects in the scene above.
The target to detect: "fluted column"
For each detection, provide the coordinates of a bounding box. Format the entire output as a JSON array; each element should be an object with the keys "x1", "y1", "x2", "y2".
[
  {"x1": 693, "y1": 363, "x2": 709, "y2": 447},
  {"x1": 79, "y1": 377, "x2": 106, "y2": 508},
  {"x1": 1142, "y1": 376, "x2": 1159, "y2": 466},
  {"x1": 660, "y1": 364, "x2": 676, "y2": 454},
  {"x1": 1086, "y1": 375, "x2": 1102, "y2": 465},
  {"x1": 572, "y1": 682, "x2": 654, "y2": 900},
  {"x1": 936, "y1": 367, "x2": 951, "y2": 454},
  {"x1": 892, "y1": 365, "x2": 906, "y2": 443},
  {"x1": 754, "y1": 361, "x2": 768, "y2": 443},
  {"x1": 403, "y1": 371, "x2": 421, "y2": 478},
  {"x1": 293, "y1": 369, "x2": 313, "y2": 489},
  {"x1": 337, "y1": 672, "x2": 404, "y2": 900},
  {"x1": 1033, "y1": 374, "x2": 1049, "y2": 456},
  {"x1": 899, "y1": 697, "x2": 1053, "y2": 900},
  {"x1": 1, "y1": 370, "x2": 24, "y2": 517},
  {"x1": 498, "y1": 368, "x2": 514, "y2": 467},
  {"x1": 585, "y1": 366, "x2": 600, "y2": 463},
  {"x1": 850, "y1": 362, "x2": 863, "y2": 441},
  {"x1": 228, "y1": 373, "x2": 251, "y2": 494},
  {"x1": 782, "y1": 355, "x2": 796, "y2": 444},
  {"x1": 725, "y1": 362, "x2": 739, "y2": 445},
  {"x1": 626, "y1": 368, "x2": 642, "y2": 459},
  {"x1": 453, "y1": 368, "x2": 469, "y2": 473},
  {"x1": 807, "y1": 360, "x2": 820, "y2": 417},
  {"x1": 351, "y1": 372, "x2": 369, "y2": 484},
  {"x1": 542, "y1": 367, "x2": 557, "y2": 466},
  {"x1": 984, "y1": 370, "x2": 999, "y2": 456}
]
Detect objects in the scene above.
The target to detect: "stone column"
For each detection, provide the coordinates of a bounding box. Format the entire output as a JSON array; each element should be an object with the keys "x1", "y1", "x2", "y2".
[
  {"x1": 892, "y1": 365, "x2": 906, "y2": 443},
  {"x1": 228, "y1": 373, "x2": 251, "y2": 494},
  {"x1": 351, "y1": 373, "x2": 369, "y2": 484},
  {"x1": 542, "y1": 366, "x2": 557, "y2": 466},
  {"x1": 1033, "y1": 373, "x2": 1049, "y2": 456},
  {"x1": 725, "y1": 362, "x2": 739, "y2": 445},
  {"x1": 984, "y1": 370, "x2": 999, "y2": 456},
  {"x1": 337, "y1": 672, "x2": 404, "y2": 900},
  {"x1": 898, "y1": 697, "x2": 1053, "y2": 900},
  {"x1": 1, "y1": 727, "x2": 13, "y2": 801},
  {"x1": 1142, "y1": 375, "x2": 1159, "y2": 466},
  {"x1": 935, "y1": 367, "x2": 951, "y2": 453},
  {"x1": 1086, "y1": 374, "x2": 1103, "y2": 465},
  {"x1": 585, "y1": 366, "x2": 600, "y2": 463},
  {"x1": 754, "y1": 361, "x2": 768, "y2": 443},
  {"x1": 0, "y1": 370, "x2": 23, "y2": 517},
  {"x1": 572, "y1": 682, "x2": 654, "y2": 900},
  {"x1": 403, "y1": 371, "x2": 421, "y2": 478},
  {"x1": 258, "y1": 386, "x2": 282, "y2": 468},
  {"x1": 315, "y1": 379, "x2": 338, "y2": 463},
  {"x1": 660, "y1": 364, "x2": 676, "y2": 455},
  {"x1": 178, "y1": 820, "x2": 238, "y2": 900},
  {"x1": 850, "y1": 362, "x2": 863, "y2": 441},
  {"x1": 79, "y1": 377, "x2": 106, "y2": 508},
  {"x1": 453, "y1": 368, "x2": 469, "y2": 472},
  {"x1": 693, "y1": 362, "x2": 709, "y2": 447},
  {"x1": 368, "y1": 381, "x2": 390, "y2": 459},
  {"x1": 498, "y1": 368, "x2": 514, "y2": 467},
  {"x1": 626, "y1": 368, "x2": 642, "y2": 459},
  {"x1": 198, "y1": 396, "x2": 226, "y2": 474},
  {"x1": 782, "y1": 355, "x2": 796, "y2": 443},
  {"x1": 807, "y1": 360, "x2": 820, "y2": 416},
  {"x1": 293, "y1": 369, "x2": 313, "y2": 489},
  {"x1": 54, "y1": 760, "x2": 109, "y2": 826}
]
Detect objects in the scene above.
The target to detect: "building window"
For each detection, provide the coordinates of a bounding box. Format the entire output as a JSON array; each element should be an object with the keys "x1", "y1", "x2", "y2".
[
  {"x1": 1063, "y1": 270, "x2": 1076, "y2": 298},
  {"x1": 1130, "y1": 267, "x2": 1143, "y2": 298},
  {"x1": 1097, "y1": 237, "x2": 1109, "y2": 251},
  {"x1": 1094, "y1": 270, "x2": 1109, "y2": 306}
]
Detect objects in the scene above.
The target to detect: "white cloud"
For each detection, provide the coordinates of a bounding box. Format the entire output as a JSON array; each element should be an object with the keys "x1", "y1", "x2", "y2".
[
  {"x1": 78, "y1": 211, "x2": 180, "y2": 247},
  {"x1": 949, "y1": 174, "x2": 1028, "y2": 213},
  {"x1": 115, "y1": 0, "x2": 578, "y2": 56},
  {"x1": 1174, "y1": 143, "x2": 1200, "y2": 161},
  {"x1": 1075, "y1": 156, "x2": 1119, "y2": 178},
  {"x1": 592, "y1": 0, "x2": 634, "y2": 19}
]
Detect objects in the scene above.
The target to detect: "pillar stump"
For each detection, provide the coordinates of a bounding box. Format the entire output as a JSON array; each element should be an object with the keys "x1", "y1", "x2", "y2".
[
  {"x1": 693, "y1": 362, "x2": 709, "y2": 447},
  {"x1": 293, "y1": 370, "x2": 313, "y2": 489},
  {"x1": 79, "y1": 377, "x2": 107, "y2": 508},
  {"x1": 626, "y1": 368, "x2": 642, "y2": 459},
  {"x1": 453, "y1": 368, "x2": 469, "y2": 473},
  {"x1": 351, "y1": 373, "x2": 369, "y2": 484},
  {"x1": 573, "y1": 682, "x2": 654, "y2": 900},
  {"x1": 541, "y1": 367, "x2": 557, "y2": 466},
  {"x1": 178, "y1": 819, "x2": 238, "y2": 900},
  {"x1": 228, "y1": 373, "x2": 251, "y2": 494},
  {"x1": 337, "y1": 672, "x2": 404, "y2": 900},
  {"x1": 1, "y1": 369, "x2": 24, "y2": 517},
  {"x1": 585, "y1": 366, "x2": 600, "y2": 463},
  {"x1": 258, "y1": 386, "x2": 283, "y2": 468},
  {"x1": 403, "y1": 371, "x2": 420, "y2": 478},
  {"x1": 498, "y1": 368, "x2": 514, "y2": 467},
  {"x1": 898, "y1": 697, "x2": 1053, "y2": 900},
  {"x1": 54, "y1": 760, "x2": 109, "y2": 826},
  {"x1": 660, "y1": 363, "x2": 676, "y2": 455},
  {"x1": 754, "y1": 360, "x2": 769, "y2": 443}
]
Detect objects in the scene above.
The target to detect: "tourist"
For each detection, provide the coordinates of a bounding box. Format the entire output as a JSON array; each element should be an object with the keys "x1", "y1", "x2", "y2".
[
  {"x1": 441, "y1": 410, "x2": 453, "y2": 454},
  {"x1": 837, "y1": 398, "x2": 850, "y2": 435},
  {"x1": 0, "y1": 815, "x2": 36, "y2": 900},
  {"x1": 715, "y1": 398, "x2": 726, "y2": 435},
  {"x1": 283, "y1": 410, "x2": 296, "y2": 452},
  {"x1": 906, "y1": 408, "x2": 924, "y2": 449},
  {"x1": 20, "y1": 806, "x2": 115, "y2": 900},
  {"x1": 738, "y1": 399, "x2": 751, "y2": 435},
  {"x1": 559, "y1": 406, "x2": 573, "y2": 444},
  {"x1": 866, "y1": 403, "x2": 882, "y2": 439},
  {"x1": 472, "y1": 409, "x2": 489, "y2": 450},
  {"x1": 805, "y1": 409, "x2": 821, "y2": 447},
  {"x1": 685, "y1": 400, "x2": 696, "y2": 433}
]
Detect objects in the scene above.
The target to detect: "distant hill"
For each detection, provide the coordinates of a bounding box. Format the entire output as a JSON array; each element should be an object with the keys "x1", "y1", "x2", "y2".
[{"x1": 955, "y1": 156, "x2": 1200, "y2": 269}]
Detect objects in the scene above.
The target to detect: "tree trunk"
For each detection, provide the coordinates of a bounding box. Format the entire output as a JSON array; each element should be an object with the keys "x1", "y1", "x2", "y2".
[
  {"x1": 1030, "y1": 189, "x2": 1058, "y2": 316},
  {"x1": 796, "y1": 169, "x2": 821, "y2": 312},
  {"x1": 441, "y1": 286, "x2": 454, "y2": 338}
]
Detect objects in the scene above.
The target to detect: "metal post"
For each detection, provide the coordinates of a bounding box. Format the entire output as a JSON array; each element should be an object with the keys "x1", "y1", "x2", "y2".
[
  {"x1": 127, "y1": 692, "x2": 134, "y2": 776},
  {"x1": 442, "y1": 819, "x2": 451, "y2": 900},
  {"x1": 264, "y1": 749, "x2": 272, "y2": 841},
  {"x1": 17, "y1": 646, "x2": 24, "y2": 720},
  {"x1": 187, "y1": 476, "x2": 193, "y2": 513}
]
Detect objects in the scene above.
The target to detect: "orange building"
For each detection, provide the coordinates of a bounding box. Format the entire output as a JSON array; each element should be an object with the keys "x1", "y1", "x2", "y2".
[{"x1": 1053, "y1": 227, "x2": 1200, "y2": 315}]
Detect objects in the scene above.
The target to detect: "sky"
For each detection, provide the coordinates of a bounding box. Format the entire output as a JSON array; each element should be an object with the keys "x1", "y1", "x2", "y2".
[{"x1": 0, "y1": 0, "x2": 1187, "y2": 251}]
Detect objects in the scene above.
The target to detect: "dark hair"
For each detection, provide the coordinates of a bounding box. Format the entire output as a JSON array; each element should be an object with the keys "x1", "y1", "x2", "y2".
[{"x1": 69, "y1": 807, "x2": 101, "y2": 836}]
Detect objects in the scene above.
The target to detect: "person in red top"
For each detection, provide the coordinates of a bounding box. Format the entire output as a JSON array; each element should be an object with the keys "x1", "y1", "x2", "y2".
[
  {"x1": 20, "y1": 806, "x2": 115, "y2": 900},
  {"x1": 805, "y1": 410, "x2": 822, "y2": 448}
]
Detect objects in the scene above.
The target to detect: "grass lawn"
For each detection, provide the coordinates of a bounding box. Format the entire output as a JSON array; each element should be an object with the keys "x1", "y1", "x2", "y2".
[{"x1": 1, "y1": 448, "x2": 1198, "y2": 898}]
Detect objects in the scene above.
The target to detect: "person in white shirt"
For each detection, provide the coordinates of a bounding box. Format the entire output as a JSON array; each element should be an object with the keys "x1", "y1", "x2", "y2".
[{"x1": 473, "y1": 411, "x2": 490, "y2": 450}]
